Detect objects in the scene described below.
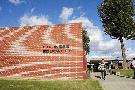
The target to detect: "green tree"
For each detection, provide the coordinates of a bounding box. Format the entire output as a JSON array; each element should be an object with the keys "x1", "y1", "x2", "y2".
[
  {"x1": 83, "y1": 29, "x2": 90, "y2": 54},
  {"x1": 98, "y1": 0, "x2": 135, "y2": 69}
]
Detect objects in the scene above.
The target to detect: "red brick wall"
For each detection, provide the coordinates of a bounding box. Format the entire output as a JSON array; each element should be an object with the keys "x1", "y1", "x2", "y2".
[{"x1": 0, "y1": 23, "x2": 86, "y2": 80}]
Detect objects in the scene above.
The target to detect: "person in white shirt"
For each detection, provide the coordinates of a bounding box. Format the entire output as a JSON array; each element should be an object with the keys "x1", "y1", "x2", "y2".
[
  {"x1": 98, "y1": 59, "x2": 106, "y2": 80},
  {"x1": 132, "y1": 58, "x2": 135, "y2": 79}
]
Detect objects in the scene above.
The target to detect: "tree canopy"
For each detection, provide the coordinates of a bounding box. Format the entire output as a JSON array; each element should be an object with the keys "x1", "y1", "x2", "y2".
[
  {"x1": 83, "y1": 29, "x2": 90, "y2": 54},
  {"x1": 98, "y1": 0, "x2": 135, "y2": 40}
]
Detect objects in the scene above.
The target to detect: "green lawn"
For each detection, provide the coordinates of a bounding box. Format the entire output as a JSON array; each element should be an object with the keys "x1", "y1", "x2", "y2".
[
  {"x1": 0, "y1": 79, "x2": 103, "y2": 90},
  {"x1": 117, "y1": 69, "x2": 134, "y2": 77}
]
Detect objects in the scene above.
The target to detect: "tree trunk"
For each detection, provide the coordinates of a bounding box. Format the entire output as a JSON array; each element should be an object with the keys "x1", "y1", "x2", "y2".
[{"x1": 119, "y1": 38, "x2": 127, "y2": 69}]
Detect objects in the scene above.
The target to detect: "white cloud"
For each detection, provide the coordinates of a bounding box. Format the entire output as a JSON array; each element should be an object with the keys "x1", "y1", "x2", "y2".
[
  {"x1": 59, "y1": 7, "x2": 121, "y2": 59},
  {"x1": 98, "y1": 40, "x2": 119, "y2": 51},
  {"x1": 59, "y1": 7, "x2": 74, "y2": 23},
  {"x1": 19, "y1": 14, "x2": 52, "y2": 26},
  {"x1": 68, "y1": 16, "x2": 102, "y2": 49},
  {"x1": 68, "y1": 16, "x2": 94, "y2": 29},
  {"x1": 90, "y1": 55, "x2": 113, "y2": 59},
  {"x1": 126, "y1": 48, "x2": 135, "y2": 59},
  {"x1": 9, "y1": 0, "x2": 25, "y2": 5},
  {"x1": 68, "y1": 16, "x2": 120, "y2": 51}
]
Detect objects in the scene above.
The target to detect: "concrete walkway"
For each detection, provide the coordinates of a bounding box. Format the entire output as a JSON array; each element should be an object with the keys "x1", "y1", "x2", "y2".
[{"x1": 91, "y1": 72, "x2": 135, "y2": 90}]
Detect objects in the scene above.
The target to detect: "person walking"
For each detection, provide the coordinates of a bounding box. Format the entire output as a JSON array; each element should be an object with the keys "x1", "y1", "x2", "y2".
[
  {"x1": 90, "y1": 64, "x2": 94, "y2": 72},
  {"x1": 132, "y1": 58, "x2": 135, "y2": 79},
  {"x1": 98, "y1": 59, "x2": 106, "y2": 80},
  {"x1": 108, "y1": 61, "x2": 112, "y2": 75}
]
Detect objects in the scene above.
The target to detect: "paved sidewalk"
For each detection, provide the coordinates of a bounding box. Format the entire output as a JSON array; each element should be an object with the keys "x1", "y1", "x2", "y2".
[{"x1": 91, "y1": 72, "x2": 135, "y2": 90}]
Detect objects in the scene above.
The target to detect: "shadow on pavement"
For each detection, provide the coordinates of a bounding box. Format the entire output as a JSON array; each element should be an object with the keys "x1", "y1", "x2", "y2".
[{"x1": 95, "y1": 75, "x2": 101, "y2": 79}]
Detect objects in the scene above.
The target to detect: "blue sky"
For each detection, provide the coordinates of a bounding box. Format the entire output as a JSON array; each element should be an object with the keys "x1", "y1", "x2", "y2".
[
  {"x1": 0, "y1": 0, "x2": 135, "y2": 60},
  {"x1": 0, "y1": 0, "x2": 101, "y2": 27}
]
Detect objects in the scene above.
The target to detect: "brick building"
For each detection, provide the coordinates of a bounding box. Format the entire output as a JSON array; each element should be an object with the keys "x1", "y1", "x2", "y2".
[{"x1": 0, "y1": 23, "x2": 87, "y2": 80}]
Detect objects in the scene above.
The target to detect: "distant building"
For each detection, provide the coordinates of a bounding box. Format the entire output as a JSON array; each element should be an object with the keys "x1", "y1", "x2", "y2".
[{"x1": 88, "y1": 58, "x2": 133, "y2": 71}]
